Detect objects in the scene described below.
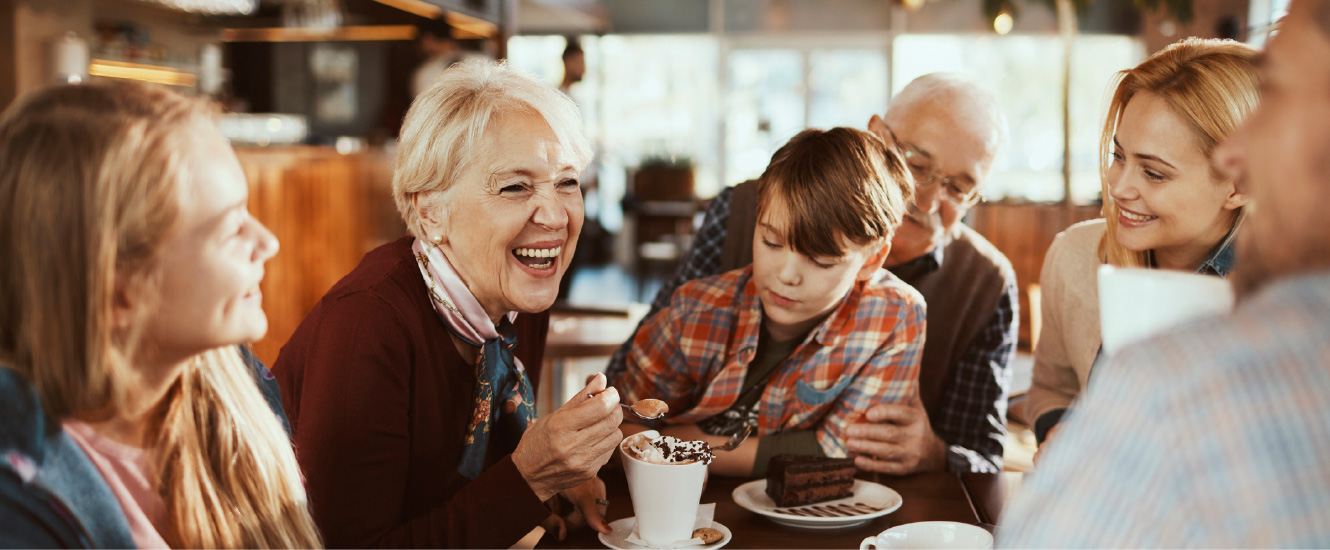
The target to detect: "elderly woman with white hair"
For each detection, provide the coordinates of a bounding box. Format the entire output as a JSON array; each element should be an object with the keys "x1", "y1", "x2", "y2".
[{"x1": 273, "y1": 60, "x2": 623, "y2": 548}]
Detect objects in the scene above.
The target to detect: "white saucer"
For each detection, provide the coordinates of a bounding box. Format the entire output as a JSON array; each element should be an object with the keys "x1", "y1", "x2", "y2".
[
  {"x1": 597, "y1": 517, "x2": 732, "y2": 550},
  {"x1": 731, "y1": 479, "x2": 902, "y2": 529}
]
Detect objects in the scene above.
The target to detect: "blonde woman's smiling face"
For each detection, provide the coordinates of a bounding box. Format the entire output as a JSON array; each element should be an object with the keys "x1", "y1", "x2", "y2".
[{"x1": 1106, "y1": 91, "x2": 1246, "y2": 269}]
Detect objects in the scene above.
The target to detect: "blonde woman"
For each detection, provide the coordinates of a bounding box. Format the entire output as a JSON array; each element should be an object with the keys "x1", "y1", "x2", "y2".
[
  {"x1": 0, "y1": 82, "x2": 321, "y2": 548},
  {"x1": 1028, "y1": 38, "x2": 1257, "y2": 458}
]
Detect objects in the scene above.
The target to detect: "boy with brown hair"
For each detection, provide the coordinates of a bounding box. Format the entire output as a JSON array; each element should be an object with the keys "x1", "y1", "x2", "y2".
[{"x1": 611, "y1": 127, "x2": 925, "y2": 477}]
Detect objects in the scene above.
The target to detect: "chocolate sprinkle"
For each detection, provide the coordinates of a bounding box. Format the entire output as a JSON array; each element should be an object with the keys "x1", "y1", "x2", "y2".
[{"x1": 651, "y1": 437, "x2": 715, "y2": 465}]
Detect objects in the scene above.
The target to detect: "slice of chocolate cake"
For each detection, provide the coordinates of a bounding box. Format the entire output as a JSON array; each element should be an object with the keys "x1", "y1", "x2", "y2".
[{"x1": 764, "y1": 454, "x2": 856, "y2": 507}]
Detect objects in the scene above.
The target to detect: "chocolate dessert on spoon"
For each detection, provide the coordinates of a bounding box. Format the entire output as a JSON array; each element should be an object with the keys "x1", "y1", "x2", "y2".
[
  {"x1": 621, "y1": 400, "x2": 752, "y2": 451},
  {"x1": 622, "y1": 399, "x2": 668, "y2": 420}
]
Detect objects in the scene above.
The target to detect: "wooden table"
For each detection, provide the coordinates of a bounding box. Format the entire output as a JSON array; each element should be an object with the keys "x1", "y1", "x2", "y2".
[
  {"x1": 539, "y1": 469, "x2": 1001, "y2": 549},
  {"x1": 960, "y1": 472, "x2": 1009, "y2": 526},
  {"x1": 545, "y1": 303, "x2": 648, "y2": 359},
  {"x1": 537, "y1": 304, "x2": 648, "y2": 415}
]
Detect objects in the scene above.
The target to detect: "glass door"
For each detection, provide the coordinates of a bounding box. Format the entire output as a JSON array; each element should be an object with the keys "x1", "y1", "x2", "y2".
[
  {"x1": 722, "y1": 37, "x2": 889, "y2": 187},
  {"x1": 724, "y1": 48, "x2": 805, "y2": 186}
]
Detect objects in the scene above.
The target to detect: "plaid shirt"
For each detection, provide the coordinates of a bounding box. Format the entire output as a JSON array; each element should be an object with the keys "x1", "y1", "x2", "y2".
[
  {"x1": 608, "y1": 185, "x2": 1013, "y2": 471},
  {"x1": 610, "y1": 265, "x2": 926, "y2": 457},
  {"x1": 1000, "y1": 273, "x2": 1330, "y2": 548}
]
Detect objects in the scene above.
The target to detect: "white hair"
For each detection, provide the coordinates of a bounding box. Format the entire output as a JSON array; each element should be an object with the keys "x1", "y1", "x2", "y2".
[
  {"x1": 393, "y1": 59, "x2": 594, "y2": 239},
  {"x1": 886, "y1": 72, "x2": 1009, "y2": 158}
]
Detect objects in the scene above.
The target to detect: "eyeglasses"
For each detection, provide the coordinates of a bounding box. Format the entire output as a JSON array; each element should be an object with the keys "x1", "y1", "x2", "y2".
[{"x1": 883, "y1": 125, "x2": 984, "y2": 208}]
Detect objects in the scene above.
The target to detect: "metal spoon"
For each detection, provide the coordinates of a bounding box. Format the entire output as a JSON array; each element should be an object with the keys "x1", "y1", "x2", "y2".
[
  {"x1": 713, "y1": 424, "x2": 754, "y2": 452},
  {"x1": 622, "y1": 399, "x2": 669, "y2": 420}
]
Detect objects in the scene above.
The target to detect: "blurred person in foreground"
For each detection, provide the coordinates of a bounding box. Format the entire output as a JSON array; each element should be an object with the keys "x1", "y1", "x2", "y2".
[
  {"x1": 0, "y1": 82, "x2": 320, "y2": 548},
  {"x1": 607, "y1": 73, "x2": 1016, "y2": 475},
  {"x1": 274, "y1": 60, "x2": 622, "y2": 548},
  {"x1": 1000, "y1": 2, "x2": 1330, "y2": 546},
  {"x1": 1029, "y1": 38, "x2": 1257, "y2": 462}
]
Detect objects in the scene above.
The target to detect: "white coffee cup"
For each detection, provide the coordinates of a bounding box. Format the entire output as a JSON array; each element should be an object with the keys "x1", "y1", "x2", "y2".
[
  {"x1": 620, "y1": 430, "x2": 707, "y2": 547},
  {"x1": 1098, "y1": 265, "x2": 1234, "y2": 358},
  {"x1": 860, "y1": 521, "x2": 994, "y2": 550}
]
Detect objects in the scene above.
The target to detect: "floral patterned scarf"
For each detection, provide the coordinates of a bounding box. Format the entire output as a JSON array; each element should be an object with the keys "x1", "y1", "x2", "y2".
[{"x1": 412, "y1": 238, "x2": 537, "y2": 480}]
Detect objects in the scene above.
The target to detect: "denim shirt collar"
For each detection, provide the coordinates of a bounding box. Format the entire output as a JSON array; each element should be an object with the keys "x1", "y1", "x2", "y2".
[
  {"x1": 1197, "y1": 227, "x2": 1238, "y2": 277},
  {"x1": 1146, "y1": 227, "x2": 1237, "y2": 277}
]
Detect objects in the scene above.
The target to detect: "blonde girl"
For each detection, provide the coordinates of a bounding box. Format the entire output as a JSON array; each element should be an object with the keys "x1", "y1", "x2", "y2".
[{"x1": 0, "y1": 81, "x2": 321, "y2": 548}]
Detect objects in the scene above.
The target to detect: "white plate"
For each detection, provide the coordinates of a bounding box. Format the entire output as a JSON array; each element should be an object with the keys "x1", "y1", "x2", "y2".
[
  {"x1": 731, "y1": 478, "x2": 902, "y2": 529},
  {"x1": 598, "y1": 517, "x2": 732, "y2": 550},
  {"x1": 869, "y1": 521, "x2": 993, "y2": 549}
]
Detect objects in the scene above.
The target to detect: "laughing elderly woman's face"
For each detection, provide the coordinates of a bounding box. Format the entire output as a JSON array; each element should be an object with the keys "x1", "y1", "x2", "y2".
[{"x1": 420, "y1": 110, "x2": 584, "y2": 320}]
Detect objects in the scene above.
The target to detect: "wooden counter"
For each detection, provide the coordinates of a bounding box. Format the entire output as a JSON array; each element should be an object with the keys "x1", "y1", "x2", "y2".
[
  {"x1": 237, "y1": 145, "x2": 401, "y2": 365},
  {"x1": 967, "y1": 202, "x2": 1101, "y2": 350}
]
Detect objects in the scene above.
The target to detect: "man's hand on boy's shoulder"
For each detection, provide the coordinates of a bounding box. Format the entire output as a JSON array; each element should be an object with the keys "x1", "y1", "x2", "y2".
[{"x1": 844, "y1": 395, "x2": 948, "y2": 475}]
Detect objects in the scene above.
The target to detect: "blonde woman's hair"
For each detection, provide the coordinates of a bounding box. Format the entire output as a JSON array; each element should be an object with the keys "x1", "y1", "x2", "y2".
[
  {"x1": 1098, "y1": 38, "x2": 1259, "y2": 267},
  {"x1": 0, "y1": 81, "x2": 321, "y2": 548},
  {"x1": 393, "y1": 59, "x2": 594, "y2": 240}
]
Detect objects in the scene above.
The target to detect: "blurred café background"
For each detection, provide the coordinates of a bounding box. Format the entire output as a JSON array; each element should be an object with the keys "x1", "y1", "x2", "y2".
[{"x1": 0, "y1": 0, "x2": 1288, "y2": 470}]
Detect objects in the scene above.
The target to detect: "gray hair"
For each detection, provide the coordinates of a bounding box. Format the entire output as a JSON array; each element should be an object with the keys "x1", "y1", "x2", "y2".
[
  {"x1": 885, "y1": 72, "x2": 1008, "y2": 160},
  {"x1": 393, "y1": 59, "x2": 594, "y2": 239}
]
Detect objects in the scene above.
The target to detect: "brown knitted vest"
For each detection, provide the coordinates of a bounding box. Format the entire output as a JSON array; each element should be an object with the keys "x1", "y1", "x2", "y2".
[
  {"x1": 903, "y1": 224, "x2": 1011, "y2": 416},
  {"x1": 720, "y1": 180, "x2": 1012, "y2": 421}
]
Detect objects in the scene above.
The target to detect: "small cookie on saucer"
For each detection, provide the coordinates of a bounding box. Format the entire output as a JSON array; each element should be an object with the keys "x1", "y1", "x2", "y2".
[{"x1": 692, "y1": 528, "x2": 723, "y2": 544}]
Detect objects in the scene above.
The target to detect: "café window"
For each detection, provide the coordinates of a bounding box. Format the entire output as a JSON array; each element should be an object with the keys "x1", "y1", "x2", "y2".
[
  {"x1": 507, "y1": 35, "x2": 721, "y2": 233},
  {"x1": 723, "y1": 40, "x2": 890, "y2": 187},
  {"x1": 1247, "y1": 0, "x2": 1290, "y2": 47},
  {"x1": 511, "y1": 32, "x2": 1142, "y2": 207},
  {"x1": 892, "y1": 34, "x2": 1144, "y2": 204}
]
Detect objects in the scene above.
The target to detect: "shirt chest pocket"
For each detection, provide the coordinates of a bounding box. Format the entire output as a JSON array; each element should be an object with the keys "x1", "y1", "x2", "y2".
[{"x1": 794, "y1": 375, "x2": 854, "y2": 407}]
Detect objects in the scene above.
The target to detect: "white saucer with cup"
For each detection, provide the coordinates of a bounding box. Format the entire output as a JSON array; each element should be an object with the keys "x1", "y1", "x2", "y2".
[
  {"x1": 620, "y1": 430, "x2": 709, "y2": 547},
  {"x1": 860, "y1": 521, "x2": 993, "y2": 550}
]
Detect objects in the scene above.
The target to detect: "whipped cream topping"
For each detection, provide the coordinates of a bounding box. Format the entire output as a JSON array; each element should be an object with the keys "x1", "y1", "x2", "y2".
[{"x1": 626, "y1": 433, "x2": 714, "y2": 465}]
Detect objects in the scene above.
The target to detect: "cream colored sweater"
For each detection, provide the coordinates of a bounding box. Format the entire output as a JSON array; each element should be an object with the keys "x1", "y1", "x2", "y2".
[{"x1": 1027, "y1": 219, "x2": 1106, "y2": 430}]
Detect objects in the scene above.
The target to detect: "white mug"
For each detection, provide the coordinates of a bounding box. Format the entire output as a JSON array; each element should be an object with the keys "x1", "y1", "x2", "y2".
[
  {"x1": 620, "y1": 431, "x2": 707, "y2": 547},
  {"x1": 860, "y1": 521, "x2": 994, "y2": 550},
  {"x1": 1098, "y1": 265, "x2": 1234, "y2": 358}
]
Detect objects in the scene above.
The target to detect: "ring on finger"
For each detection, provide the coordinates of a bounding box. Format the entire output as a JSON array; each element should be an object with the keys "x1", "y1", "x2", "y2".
[{"x1": 595, "y1": 498, "x2": 610, "y2": 507}]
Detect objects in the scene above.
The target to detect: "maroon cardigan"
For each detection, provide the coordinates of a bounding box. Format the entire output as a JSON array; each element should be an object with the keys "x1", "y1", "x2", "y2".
[{"x1": 274, "y1": 236, "x2": 551, "y2": 548}]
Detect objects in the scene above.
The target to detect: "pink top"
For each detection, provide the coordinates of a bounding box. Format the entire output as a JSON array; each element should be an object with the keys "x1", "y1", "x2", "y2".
[{"x1": 63, "y1": 421, "x2": 170, "y2": 549}]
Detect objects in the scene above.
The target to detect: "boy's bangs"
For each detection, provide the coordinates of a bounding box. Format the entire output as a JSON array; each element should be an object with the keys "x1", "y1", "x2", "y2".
[
  {"x1": 755, "y1": 127, "x2": 910, "y2": 262},
  {"x1": 763, "y1": 175, "x2": 860, "y2": 260}
]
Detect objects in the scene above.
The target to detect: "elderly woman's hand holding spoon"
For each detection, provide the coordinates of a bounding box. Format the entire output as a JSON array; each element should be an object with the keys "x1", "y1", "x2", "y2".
[{"x1": 515, "y1": 373, "x2": 623, "y2": 538}]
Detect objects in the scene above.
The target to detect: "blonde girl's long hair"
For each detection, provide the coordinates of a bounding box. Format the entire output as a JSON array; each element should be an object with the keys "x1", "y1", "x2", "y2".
[
  {"x1": 1098, "y1": 37, "x2": 1259, "y2": 267},
  {"x1": 0, "y1": 81, "x2": 321, "y2": 548}
]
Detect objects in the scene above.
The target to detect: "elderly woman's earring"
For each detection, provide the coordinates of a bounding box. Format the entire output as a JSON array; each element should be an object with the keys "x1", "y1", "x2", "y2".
[{"x1": 432, "y1": 235, "x2": 443, "y2": 244}]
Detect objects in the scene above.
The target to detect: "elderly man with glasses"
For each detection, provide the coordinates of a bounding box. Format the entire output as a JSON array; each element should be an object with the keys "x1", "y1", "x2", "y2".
[{"x1": 606, "y1": 73, "x2": 1016, "y2": 475}]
